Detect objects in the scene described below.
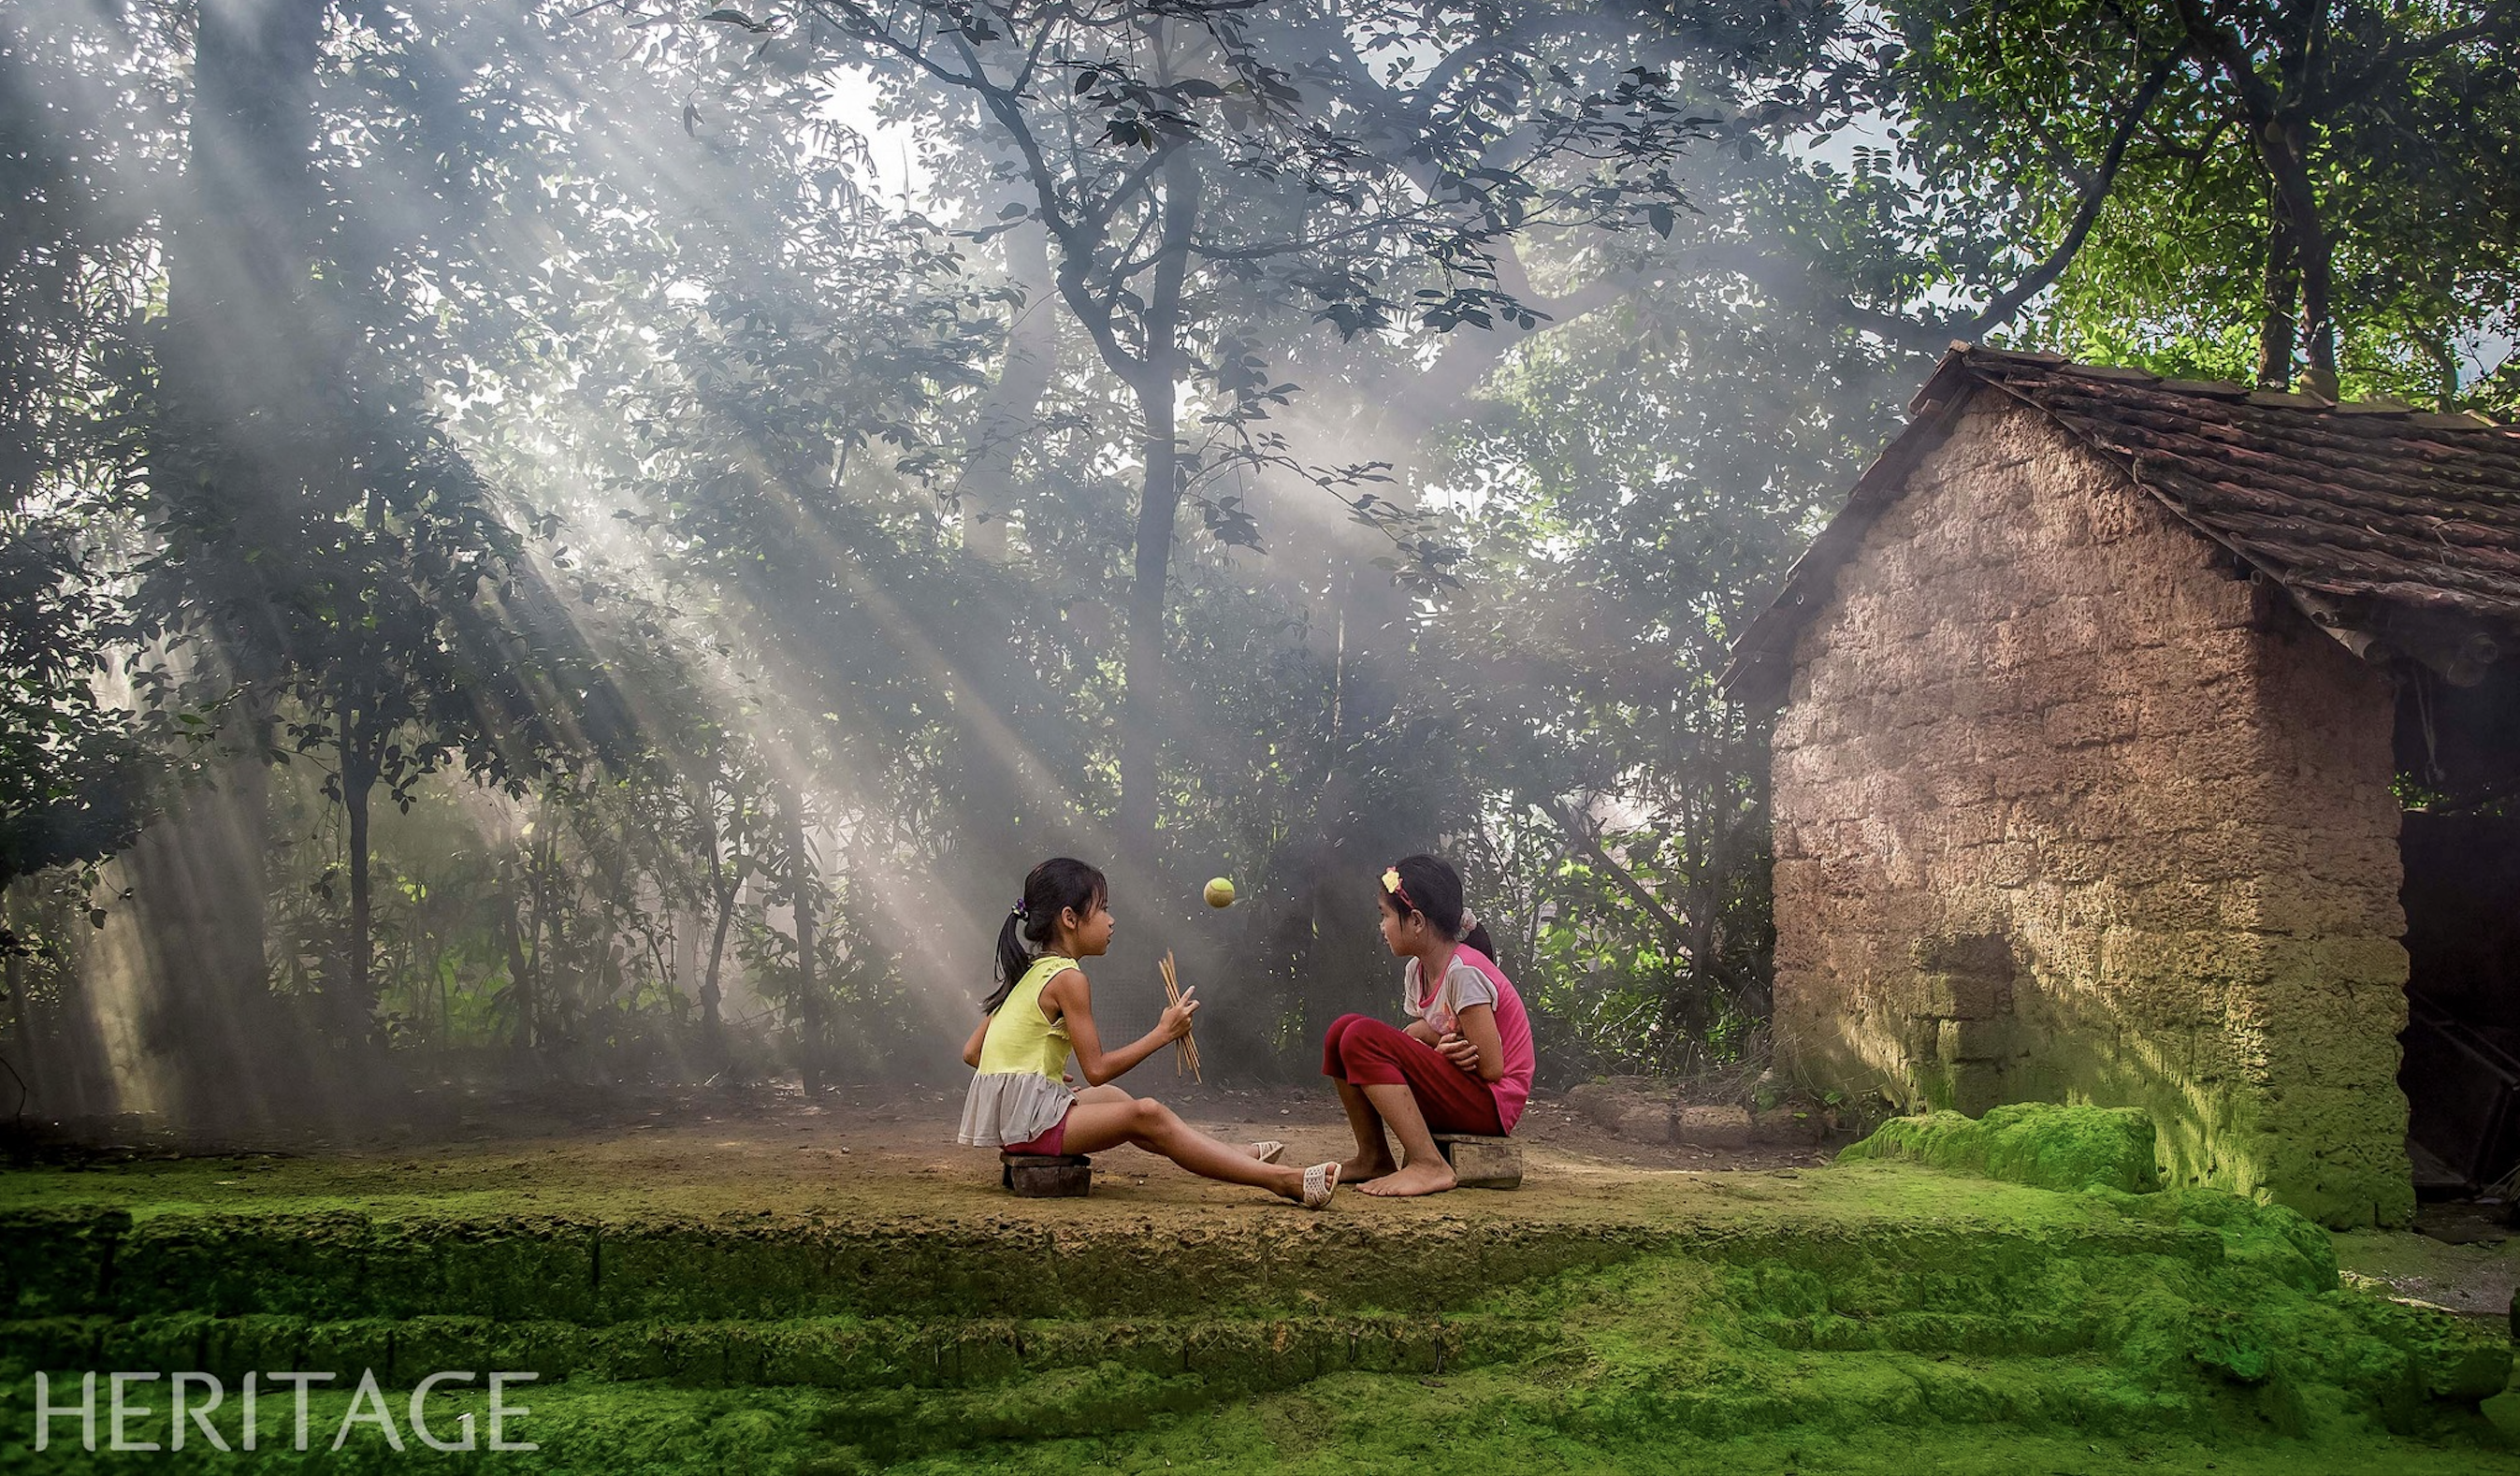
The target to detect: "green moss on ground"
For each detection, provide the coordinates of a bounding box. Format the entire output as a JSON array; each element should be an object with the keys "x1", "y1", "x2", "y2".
[
  {"x1": 5, "y1": 1376, "x2": 2507, "y2": 1475},
  {"x1": 4, "y1": 1146, "x2": 2511, "y2": 1472},
  {"x1": 1836, "y1": 1103, "x2": 2164, "y2": 1194}
]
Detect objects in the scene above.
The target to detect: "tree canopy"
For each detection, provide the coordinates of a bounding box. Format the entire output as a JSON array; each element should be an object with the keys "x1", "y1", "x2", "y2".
[{"x1": 0, "y1": 0, "x2": 2509, "y2": 1118}]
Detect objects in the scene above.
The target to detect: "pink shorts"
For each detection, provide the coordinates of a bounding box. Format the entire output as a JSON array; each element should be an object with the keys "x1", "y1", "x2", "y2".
[{"x1": 1002, "y1": 1107, "x2": 1071, "y2": 1156}]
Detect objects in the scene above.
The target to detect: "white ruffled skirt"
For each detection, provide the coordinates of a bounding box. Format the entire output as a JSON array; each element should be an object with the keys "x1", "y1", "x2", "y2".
[{"x1": 956, "y1": 1070, "x2": 1078, "y2": 1149}]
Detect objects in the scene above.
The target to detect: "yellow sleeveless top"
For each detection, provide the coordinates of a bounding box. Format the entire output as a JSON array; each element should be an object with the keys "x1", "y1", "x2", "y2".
[
  {"x1": 955, "y1": 954, "x2": 1081, "y2": 1149},
  {"x1": 978, "y1": 954, "x2": 1078, "y2": 1078}
]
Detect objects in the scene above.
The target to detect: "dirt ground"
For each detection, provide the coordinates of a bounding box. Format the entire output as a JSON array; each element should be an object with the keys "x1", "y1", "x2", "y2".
[
  {"x1": 1, "y1": 1076, "x2": 1888, "y2": 1247},
  {"x1": 2338, "y1": 1198, "x2": 2520, "y2": 1323},
  {"x1": 14, "y1": 1077, "x2": 1836, "y2": 1186}
]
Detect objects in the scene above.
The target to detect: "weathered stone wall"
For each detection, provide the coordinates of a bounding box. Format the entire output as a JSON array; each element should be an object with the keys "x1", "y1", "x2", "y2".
[{"x1": 1770, "y1": 397, "x2": 2414, "y2": 1228}]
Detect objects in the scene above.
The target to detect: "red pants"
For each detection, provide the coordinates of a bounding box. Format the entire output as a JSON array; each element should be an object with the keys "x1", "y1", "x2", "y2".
[{"x1": 1321, "y1": 1014, "x2": 1505, "y2": 1136}]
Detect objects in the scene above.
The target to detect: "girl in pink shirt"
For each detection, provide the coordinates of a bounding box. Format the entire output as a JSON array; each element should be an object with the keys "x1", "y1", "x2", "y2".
[{"x1": 1320, "y1": 853, "x2": 1536, "y2": 1196}]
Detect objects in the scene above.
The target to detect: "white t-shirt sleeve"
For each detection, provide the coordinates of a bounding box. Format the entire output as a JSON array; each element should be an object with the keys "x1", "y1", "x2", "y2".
[
  {"x1": 1403, "y1": 957, "x2": 1498, "y2": 1026},
  {"x1": 1443, "y1": 959, "x2": 1499, "y2": 1015}
]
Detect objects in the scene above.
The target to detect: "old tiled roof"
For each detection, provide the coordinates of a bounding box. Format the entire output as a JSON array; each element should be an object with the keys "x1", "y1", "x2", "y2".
[{"x1": 1719, "y1": 344, "x2": 2520, "y2": 701}]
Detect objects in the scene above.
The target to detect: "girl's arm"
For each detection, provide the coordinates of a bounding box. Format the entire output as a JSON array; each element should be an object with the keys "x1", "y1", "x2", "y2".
[
  {"x1": 1044, "y1": 968, "x2": 1195, "y2": 1087},
  {"x1": 960, "y1": 1012, "x2": 992, "y2": 1070},
  {"x1": 1400, "y1": 962, "x2": 1439, "y2": 1044},
  {"x1": 1438, "y1": 1002, "x2": 1507, "y2": 1083}
]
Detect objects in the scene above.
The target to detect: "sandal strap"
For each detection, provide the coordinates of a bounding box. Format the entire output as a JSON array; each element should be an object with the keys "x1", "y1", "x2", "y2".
[{"x1": 1302, "y1": 1160, "x2": 1340, "y2": 1208}]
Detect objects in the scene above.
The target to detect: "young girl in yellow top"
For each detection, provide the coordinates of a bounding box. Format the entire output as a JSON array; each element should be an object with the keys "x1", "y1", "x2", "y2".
[{"x1": 958, "y1": 857, "x2": 1340, "y2": 1208}]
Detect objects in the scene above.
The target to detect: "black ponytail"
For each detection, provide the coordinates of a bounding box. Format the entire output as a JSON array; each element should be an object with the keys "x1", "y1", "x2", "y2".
[
  {"x1": 988, "y1": 911, "x2": 1030, "y2": 1014},
  {"x1": 1379, "y1": 853, "x2": 1498, "y2": 959},
  {"x1": 983, "y1": 857, "x2": 1108, "y2": 1013}
]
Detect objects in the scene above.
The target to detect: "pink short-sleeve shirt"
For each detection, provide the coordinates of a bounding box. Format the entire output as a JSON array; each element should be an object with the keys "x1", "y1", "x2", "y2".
[{"x1": 1402, "y1": 945, "x2": 1536, "y2": 1134}]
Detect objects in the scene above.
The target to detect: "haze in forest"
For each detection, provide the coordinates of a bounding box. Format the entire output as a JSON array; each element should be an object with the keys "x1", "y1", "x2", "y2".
[{"x1": 2, "y1": 0, "x2": 2511, "y2": 1135}]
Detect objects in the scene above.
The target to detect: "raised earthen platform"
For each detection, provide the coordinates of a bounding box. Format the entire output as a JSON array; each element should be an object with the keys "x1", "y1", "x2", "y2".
[{"x1": 2, "y1": 1090, "x2": 2513, "y2": 1473}]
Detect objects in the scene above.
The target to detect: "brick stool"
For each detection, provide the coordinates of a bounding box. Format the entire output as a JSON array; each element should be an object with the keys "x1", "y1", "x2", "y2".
[
  {"x1": 1431, "y1": 1133, "x2": 1523, "y2": 1189},
  {"x1": 1001, "y1": 1152, "x2": 1093, "y2": 1197}
]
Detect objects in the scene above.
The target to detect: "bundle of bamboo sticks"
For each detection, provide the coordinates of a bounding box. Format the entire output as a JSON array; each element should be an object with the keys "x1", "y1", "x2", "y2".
[{"x1": 1158, "y1": 949, "x2": 1202, "y2": 1083}]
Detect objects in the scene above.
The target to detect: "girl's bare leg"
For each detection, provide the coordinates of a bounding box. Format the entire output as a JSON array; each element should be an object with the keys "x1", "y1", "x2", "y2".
[
  {"x1": 1334, "y1": 1079, "x2": 1398, "y2": 1182},
  {"x1": 1061, "y1": 1099, "x2": 1310, "y2": 1200},
  {"x1": 1068, "y1": 1086, "x2": 1270, "y2": 1159},
  {"x1": 1355, "y1": 1083, "x2": 1456, "y2": 1197}
]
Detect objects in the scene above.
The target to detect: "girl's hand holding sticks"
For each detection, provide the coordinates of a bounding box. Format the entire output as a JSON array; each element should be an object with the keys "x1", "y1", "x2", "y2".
[
  {"x1": 1159, "y1": 985, "x2": 1199, "y2": 1040},
  {"x1": 1159, "y1": 950, "x2": 1203, "y2": 1083}
]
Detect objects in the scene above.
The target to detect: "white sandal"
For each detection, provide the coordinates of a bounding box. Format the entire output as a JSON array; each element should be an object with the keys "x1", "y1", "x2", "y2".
[
  {"x1": 1300, "y1": 1161, "x2": 1340, "y2": 1209},
  {"x1": 1248, "y1": 1140, "x2": 1287, "y2": 1164}
]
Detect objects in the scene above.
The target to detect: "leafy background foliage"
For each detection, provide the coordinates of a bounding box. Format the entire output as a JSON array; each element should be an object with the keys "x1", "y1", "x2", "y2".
[{"x1": 0, "y1": 0, "x2": 2510, "y2": 1121}]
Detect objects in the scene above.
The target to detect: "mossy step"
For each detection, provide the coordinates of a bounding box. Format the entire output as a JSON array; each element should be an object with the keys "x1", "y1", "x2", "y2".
[
  {"x1": 3, "y1": 1369, "x2": 2507, "y2": 1476},
  {"x1": 2, "y1": 1187, "x2": 2508, "y2": 1472},
  {"x1": 780, "y1": 1347, "x2": 2289, "y2": 1465},
  {"x1": 0, "y1": 1201, "x2": 2240, "y2": 1324},
  {"x1": 0, "y1": 1340, "x2": 2485, "y2": 1475},
  {"x1": 0, "y1": 1309, "x2": 1535, "y2": 1392},
  {"x1": 5, "y1": 1155, "x2": 2507, "y2": 1473}
]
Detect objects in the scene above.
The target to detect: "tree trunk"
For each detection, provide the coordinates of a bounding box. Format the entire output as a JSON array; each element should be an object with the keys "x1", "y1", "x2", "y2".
[
  {"x1": 2421, "y1": 333, "x2": 2463, "y2": 412},
  {"x1": 341, "y1": 729, "x2": 376, "y2": 1046},
  {"x1": 789, "y1": 800, "x2": 822, "y2": 1094},
  {"x1": 1114, "y1": 152, "x2": 1200, "y2": 853},
  {"x1": 504, "y1": 855, "x2": 538, "y2": 1056},
  {"x1": 1116, "y1": 380, "x2": 1181, "y2": 852},
  {"x1": 112, "y1": 0, "x2": 327, "y2": 1128},
  {"x1": 2267, "y1": 112, "x2": 2339, "y2": 398},
  {"x1": 702, "y1": 874, "x2": 736, "y2": 1050},
  {"x1": 941, "y1": 216, "x2": 1064, "y2": 920},
  {"x1": 5, "y1": 910, "x2": 32, "y2": 1109},
  {"x1": 962, "y1": 217, "x2": 1058, "y2": 562},
  {"x1": 2178, "y1": 0, "x2": 2337, "y2": 398},
  {"x1": 696, "y1": 783, "x2": 732, "y2": 1060},
  {"x1": 2255, "y1": 192, "x2": 2299, "y2": 389},
  {"x1": 2267, "y1": 5, "x2": 2338, "y2": 399}
]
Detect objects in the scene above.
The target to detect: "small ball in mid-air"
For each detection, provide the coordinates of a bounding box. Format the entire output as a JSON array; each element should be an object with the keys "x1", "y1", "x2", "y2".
[{"x1": 1203, "y1": 876, "x2": 1237, "y2": 908}]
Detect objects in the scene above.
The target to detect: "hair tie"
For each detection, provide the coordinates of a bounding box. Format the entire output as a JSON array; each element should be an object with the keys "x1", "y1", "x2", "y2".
[
  {"x1": 1011, "y1": 899, "x2": 1028, "y2": 919},
  {"x1": 1459, "y1": 909, "x2": 1478, "y2": 933}
]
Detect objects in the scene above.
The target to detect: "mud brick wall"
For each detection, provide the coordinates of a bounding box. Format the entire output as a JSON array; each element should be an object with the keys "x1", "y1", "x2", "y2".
[{"x1": 1769, "y1": 398, "x2": 2413, "y2": 1228}]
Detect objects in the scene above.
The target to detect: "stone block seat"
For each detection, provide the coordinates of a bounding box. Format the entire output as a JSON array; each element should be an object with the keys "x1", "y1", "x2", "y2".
[
  {"x1": 1001, "y1": 1152, "x2": 1093, "y2": 1197},
  {"x1": 1431, "y1": 1132, "x2": 1522, "y2": 1189}
]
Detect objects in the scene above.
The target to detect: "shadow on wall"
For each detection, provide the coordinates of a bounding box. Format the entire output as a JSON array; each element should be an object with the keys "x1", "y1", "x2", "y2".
[{"x1": 1778, "y1": 922, "x2": 2414, "y2": 1231}]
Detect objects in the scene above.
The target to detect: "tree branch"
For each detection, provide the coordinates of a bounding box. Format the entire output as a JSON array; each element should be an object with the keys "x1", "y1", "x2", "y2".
[
  {"x1": 866, "y1": 10, "x2": 1138, "y2": 375},
  {"x1": 1674, "y1": 240, "x2": 1953, "y2": 355},
  {"x1": 1146, "y1": 146, "x2": 1198, "y2": 382},
  {"x1": 2172, "y1": 0, "x2": 2280, "y2": 118},
  {"x1": 1385, "y1": 249, "x2": 1640, "y2": 431},
  {"x1": 1957, "y1": 51, "x2": 2178, "y2": 340},
  {"x1": 2323, "y1": 2, "x2": 2517, "y2": 108},
  {"x1": 1528, "y1": 792, "x2": 1694, "y2": 954},
  {"x1": 1079, "y1": 137, "x2": 1180, "y2": 241}
]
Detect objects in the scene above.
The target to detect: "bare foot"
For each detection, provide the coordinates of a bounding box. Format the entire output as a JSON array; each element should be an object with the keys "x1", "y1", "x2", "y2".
[
  {"x1": 1359, "y1": 1161, "x2": 1456, "y2": 1197},
  {"x1": 1339, "y1": 1154, "x2": 1397, "y2": 1183}
]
